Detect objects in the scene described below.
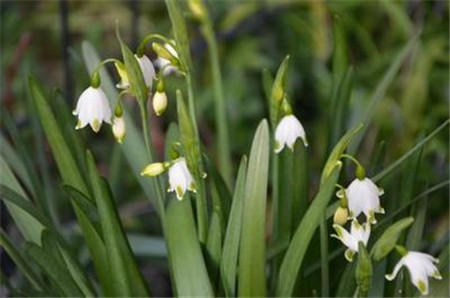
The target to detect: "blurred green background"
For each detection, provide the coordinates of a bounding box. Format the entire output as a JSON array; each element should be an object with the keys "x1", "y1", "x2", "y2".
[{"x1": 1, "y1": 0, "x2": 449, "y2": 296}]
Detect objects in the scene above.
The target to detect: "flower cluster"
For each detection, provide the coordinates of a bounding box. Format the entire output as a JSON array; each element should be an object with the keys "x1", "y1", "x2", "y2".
[
  {"x1": 330, "y1": 157, "x2": 441, "y2": 295},
  {"x1": 73, "y1": 39, "x2": 179, "y2": 144}
]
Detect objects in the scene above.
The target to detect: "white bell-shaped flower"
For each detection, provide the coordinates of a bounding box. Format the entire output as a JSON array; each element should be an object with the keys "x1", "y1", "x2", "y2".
[
  {"x1": 135, "y1": 54, "x2": 156, "y2": 88},
  {"x1": 386, "y1": 251, "x2": 442, "y2": 295},
  {"x1": 331, "y1": 220, "x2": 371, "y2": 262},
  {"x1": 154, "y1": 43, "x2": 179, "y2": 75},
  {"x1": 168, "y1": 158, "x2": 196, "y2": 200},
  {"x1": 344, "y1": 177, "x2": 384, "y2": 224},
  {"x1": 73, "y1": 86, "x2": 112, "y2": 132},
  {"x1": 274, "y1": 115, "x2": 307, "y2": 153}
]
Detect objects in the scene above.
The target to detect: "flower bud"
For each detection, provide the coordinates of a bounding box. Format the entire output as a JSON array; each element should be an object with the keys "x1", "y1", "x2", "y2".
[
  {"x1": 153, "y1": 91, "x2": 168, "y2": 116},
  {"x1": 152, "y1": 42, "x2": 179, "y2": 66},
  {"x1": 333, "y1": 206, "x2": 349, "y2": 225},
  {"x1": 140, "y1": 162, "x2": 166, "y2": 177},
  {"x1": 112, "y1": 115, "x2": 126, "y2": 144},
  {"x1": 188, "y1": 0, "x2": 207, "y2": 20}
]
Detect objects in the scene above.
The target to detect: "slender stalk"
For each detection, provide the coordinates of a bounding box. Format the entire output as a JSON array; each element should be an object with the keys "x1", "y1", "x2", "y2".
[
  {"x1": 201, "y1": 19, "x2": 232, "y2": 186},
  {"x1": 138, "y1": 103, "x2": 166, "y2": 222},
  {"x1": 319, "y1": 216, "x2": 329, "y2": 297}
]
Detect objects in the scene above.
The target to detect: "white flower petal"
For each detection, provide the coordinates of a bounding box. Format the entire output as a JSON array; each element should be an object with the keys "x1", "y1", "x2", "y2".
[
  {"x1": 73, "y1": 87, "x2": 112, "y2": 132},
  {"x1": 135, "y1": 54, "x2": 155, "y2": 88},
  {"x1": 274, "y1": 115, "x2": 307, "y2": 153},
  {"x1": 167, "y1": 158, "x2": 195, "y2": 200},
  {"x1": 386, "y1": 259, "x2": 405, "y2": 281}
]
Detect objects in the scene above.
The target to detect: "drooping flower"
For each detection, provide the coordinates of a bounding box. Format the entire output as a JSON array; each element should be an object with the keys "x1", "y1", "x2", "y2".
[
  {"x1": 115, "y1": 55, "x2": 155, "y2": 89},
  {"x1": 274, "y1": 115, "x2": 307, "y2": 153},
  {"x1": 73, "y1": 86, "x2": 112, "y2": 132},
  {"x1": 386, "y1": 251, "x2": 442, "y2": 295},
  {"x1": 342, "y1": 177, "x2": 385, "y2": 224},
  {"x1": 135, "y1": 54, "x2": 156, "y2": 88},
  {"x1": 112, "y1": 116, "x2": 126, "y2": 144},
  {"x1": 167, "y1": 158, "x2": 196, "y2": 200},
  {"x1": 152, "y1": 91, "x2": 167, "y2": 116},
  {"x1": 331, "y1": 220, "x2": 371, "y2": 262},
  {"x1": 154, "y1": 42, "x2": 179, "y2": 75}
]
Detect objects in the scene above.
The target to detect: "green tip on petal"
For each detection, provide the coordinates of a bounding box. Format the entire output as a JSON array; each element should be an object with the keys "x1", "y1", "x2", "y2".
[
  {"x1": 417, "y1": 280, "x2": 427, "y2": 295},
  {"x1": 332, "y1": 224, "x2": 344, "y2": 237},
  {"x1": 75, "y1": 119, "x2": 82, "y2": 130},
  {"x1": 344, "y1": 249, "x2": 355, "y2": 262},
  {"x1": 176, "y1": 186, "x2": 184, "y2": 200},
  {"x1": 92, "y1": 118, "x2": 100, "y2": 132}
]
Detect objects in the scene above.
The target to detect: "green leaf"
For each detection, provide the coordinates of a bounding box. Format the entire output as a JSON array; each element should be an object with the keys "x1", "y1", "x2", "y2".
[
  {"x1": 165, "y1": 197, "x2": 214, "y2": 296},
  {"x1": 371, "y1": 217, "x2": 414, "y2": 261},
  {"x1": 63, "y1": 185, "x2": 101, "y2": 231},
  {"x1": 349, "y1": 35, "x2": 418, "y2": 153},
  {"x1": 86, "y1": 151, "x2": 149, "y2": 297},
  {"x1": 292, "y1": 141, "x2": 308, "y2": 229},
  {"x1": 221, "y1": 156, "x2": 247, "y2": 297},
  {"x1": 118, "y1": 37, "x2": 148, "y2": 107},
  {"x1": 203, "y1": 154, "x2": 232, "y2": 220},
  {"x1": 0, "y1": 184, "x2": 50, "y2": 229},
  {"x1": 0, "y1": 229, "x2": 46, "y2": 291},
  {"x1": 28, "y1": 76, "x2": 89, "y2": 195},
  {"x1": 176, "y1": 90, "x2": 208, "y2": 242},
  {"x1": 336, "y1": 262, "x2": 357, "y2": 297},
  {"x1": 238, "y1": 120, "x2": 270, "y2": 297},
  {"x1": 0, "y1": 156, "x2": 44, "y2": 244},
  {"x1": 276, "y1": 163, "x2": 342, "y2": 296},
  {"x1": 25, "y1": 241, "x2": 83, "y2": 297},
  {"x1": 356, "y1": 242, "x2": 373, "y2": 297}
]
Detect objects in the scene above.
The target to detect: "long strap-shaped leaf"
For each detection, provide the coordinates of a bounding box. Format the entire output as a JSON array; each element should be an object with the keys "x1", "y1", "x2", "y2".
[
  {"x1": 86, "y1": 151, "x2": 149, "y2": 297},
  {"x1": 238, "y1": 120, "x2": 270, "y2": 297},
  {"x1": 276, "y1": 163, "x2": 342, "y2": 296},
  {"x1": 221, "y1": 156, "x2": 247, "y2": 297}
]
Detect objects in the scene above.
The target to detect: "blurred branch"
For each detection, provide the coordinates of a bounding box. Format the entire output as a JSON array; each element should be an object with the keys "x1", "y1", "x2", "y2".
[{"x1": 58, "y1": 0, "x2": 73, "y2": 104}]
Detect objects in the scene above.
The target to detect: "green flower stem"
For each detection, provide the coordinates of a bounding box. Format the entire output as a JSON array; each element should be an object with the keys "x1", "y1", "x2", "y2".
[
  {"x1": 137, "y1": 34, "x2": 176, "y2": 56},
  {"x1": 200, "y1": 17, "x2": 232, "y2": 186},
  {"x1": 91, "y1": 58, "x2": 124, "y2": 77},
  {"x1": 138, "y1": 103, "x2": 166, "y2": 222}
]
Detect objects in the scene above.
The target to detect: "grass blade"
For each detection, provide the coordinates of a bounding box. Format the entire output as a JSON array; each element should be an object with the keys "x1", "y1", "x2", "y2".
[
  {"x1": 238, "y1": 120, "x2": 270, "y2": 297},
  {"x1": 221, "y1": 156, "x2": 247, "y2": 297},
  {"x1": 0, "y1": 229, "x2": 46, "y2": 291}
]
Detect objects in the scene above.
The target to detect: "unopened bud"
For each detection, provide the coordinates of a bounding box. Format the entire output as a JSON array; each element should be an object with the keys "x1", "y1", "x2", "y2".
[
  {"x1": 153, "y1": 42, "x2": 179, "y2": 66},
  {"x1": 188, "y1": 0, "x2": 207, "y2": 20},
  {"x1": 112, "y1": 116, "x2": 126, "y2": 144},
  {"x1": 153, "y1": 91, "x2": 168, "y2": 116},
  {"x1": 140, "y1": 162, "x2": 166, "y2": 177},
  {"x1": 333, "y1": 206, "x2": 349, "y2": 225}
]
